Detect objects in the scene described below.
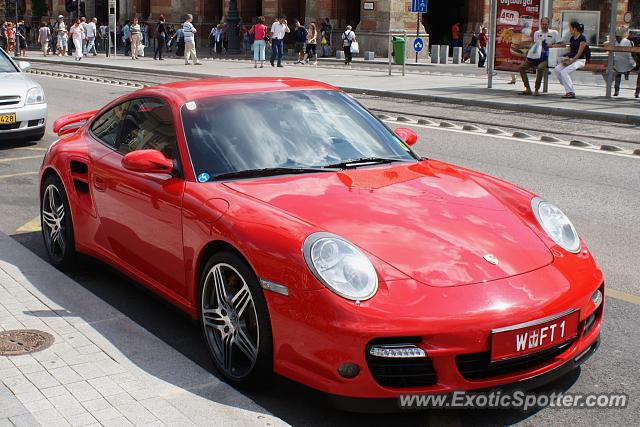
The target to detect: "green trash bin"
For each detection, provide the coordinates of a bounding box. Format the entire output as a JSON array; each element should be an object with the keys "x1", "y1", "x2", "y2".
[{"x1": 392, "y1": 36, "x2": 405, "y2": 65}]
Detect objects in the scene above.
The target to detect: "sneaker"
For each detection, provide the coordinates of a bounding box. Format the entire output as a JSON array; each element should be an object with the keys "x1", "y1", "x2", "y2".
[
  {"x1": 195, "y1": 62, "x2": 203, "y2": 65},
  {"x1": 277, "y1": 64, "x2": 284, "y2": 67}
]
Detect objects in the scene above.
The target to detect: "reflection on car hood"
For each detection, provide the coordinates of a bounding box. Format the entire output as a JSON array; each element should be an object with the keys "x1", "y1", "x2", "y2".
[
  {"x1": 0, "y1": 72, "x2": 38, "y2": 97},
  {"x1": 224, "y1": 160, "x2": 553, "y2": 287}
]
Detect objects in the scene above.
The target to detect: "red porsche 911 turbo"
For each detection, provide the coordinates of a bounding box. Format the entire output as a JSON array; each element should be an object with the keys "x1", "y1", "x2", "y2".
[{"x1": 39, "y1": 78, "x2": 603, "y2": 405}]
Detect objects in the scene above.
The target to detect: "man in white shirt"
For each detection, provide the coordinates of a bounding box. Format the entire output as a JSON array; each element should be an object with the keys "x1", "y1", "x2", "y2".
[
  {"x1": 270, "y1": 15, "x2": 290, "y2": 67},
  {"x1": 183, "y1": 14, "x2": 202, "y2": 65},
  {"x1": 85, "y1": 17, "x2": 97, "y2": 55},
  {"x1": 518, "y1": 17, "x2": 561, "y2": 96}
]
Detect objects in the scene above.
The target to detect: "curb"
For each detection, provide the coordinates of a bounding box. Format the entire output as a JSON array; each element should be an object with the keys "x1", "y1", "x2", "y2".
[
  {"x1": 383, "y1": 114, "x2": 640, "y2": 157},
  {"x1": 26, "y1": 57, "x2": 640, "y2": 126}
]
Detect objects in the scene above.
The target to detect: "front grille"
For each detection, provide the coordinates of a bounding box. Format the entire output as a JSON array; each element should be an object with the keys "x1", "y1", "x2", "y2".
[
  {"x1": 0, "y1": 96, "x2": 21, "y2": 106},
  {"x1": 456, "y1": 339, "x2": 575, "y2": 380},
  {"x1": 0, "y1": 122, "x2": 21, "y2": 131},
  {"x1": 366, "y1": 352, "x2": 437, "y2": 388}
]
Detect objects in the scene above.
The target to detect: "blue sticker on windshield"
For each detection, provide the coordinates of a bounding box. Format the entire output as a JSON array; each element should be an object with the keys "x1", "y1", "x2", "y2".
[{"x1": 197, "y1": 173, "x2": 211, "y2": 183}]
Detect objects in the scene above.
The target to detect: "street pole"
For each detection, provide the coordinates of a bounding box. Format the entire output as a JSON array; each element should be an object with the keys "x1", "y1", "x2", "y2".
[
  {"x1": 416, "y1": 13, "x2": 420, "y2": 63},
  {"x1": 543, "y1": 0, "x2": 553, "y2": 93},
  {"x1": 487, "y1": 0, "x2": 497, "y2": 88},
  {"x1": 605, "y1": 0, "x2": 618, "y2": 98}
]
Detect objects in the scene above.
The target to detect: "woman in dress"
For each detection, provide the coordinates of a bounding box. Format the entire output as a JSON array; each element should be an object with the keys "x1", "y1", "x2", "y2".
[{"x1": 129, "y1": 17, "x2": 142, "y2": 60}]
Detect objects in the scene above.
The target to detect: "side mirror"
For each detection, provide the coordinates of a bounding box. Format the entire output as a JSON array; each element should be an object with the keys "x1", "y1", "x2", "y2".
[
  {"x1": 17, "y1": 61, "x2": 31, "y2": 71},
  {"x1": 122, "y1": 149, "x2": 174, "y2": 175},
  {"x1": 394, "y1": 128, "x2": 418, "y2": 147}
]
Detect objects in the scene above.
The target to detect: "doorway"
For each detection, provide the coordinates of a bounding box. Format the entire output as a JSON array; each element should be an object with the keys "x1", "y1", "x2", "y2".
[{"x1": 424, "y1": 0, "x2": 466, "y2": 47}]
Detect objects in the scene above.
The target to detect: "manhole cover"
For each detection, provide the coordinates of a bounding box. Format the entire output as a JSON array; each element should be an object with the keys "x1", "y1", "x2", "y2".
[{"x1": 0, "y1": 330, "x2": 54, "y2": 356}]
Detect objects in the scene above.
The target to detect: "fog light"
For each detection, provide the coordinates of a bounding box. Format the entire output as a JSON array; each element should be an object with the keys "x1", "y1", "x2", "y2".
[
  {"x1": 38, "y1": 119, "x2": 45, "y2": 125},
  {"x1": 369, "y1": 344, "x2": 426, "y2": 358},
  {"x1": 591, "y1": 289, "x2": 602, "y2": 309},
  {"x1": 337, "y1": 363, "x2": 360, "y2": 378}
]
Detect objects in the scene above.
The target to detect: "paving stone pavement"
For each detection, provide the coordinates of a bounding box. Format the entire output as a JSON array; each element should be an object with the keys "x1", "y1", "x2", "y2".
[{"x1": 0, "y1": 232, "x2": 287, "y2": 427}]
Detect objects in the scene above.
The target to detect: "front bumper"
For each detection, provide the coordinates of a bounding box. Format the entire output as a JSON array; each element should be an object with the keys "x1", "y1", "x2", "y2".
[
  {"x1": 265, "y1": 257, "x2": 604, "y2": 400},
  {"x1": 0, "y1": 103, "x2": 47, "y2": 140}
]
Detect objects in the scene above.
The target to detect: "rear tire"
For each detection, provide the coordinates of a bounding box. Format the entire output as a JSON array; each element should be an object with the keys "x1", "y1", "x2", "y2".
[
  {"x1": 199, "y1": 250, "x2": 273, "y2": 388},
  {"x1": 40, "y1": 174, "x2": 76, "y2": 269}
]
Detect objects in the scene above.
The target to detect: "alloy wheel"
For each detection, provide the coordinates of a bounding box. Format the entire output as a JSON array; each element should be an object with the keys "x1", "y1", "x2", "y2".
[
  {"x1": 201, "y1": 263, "x2": 260, "y2": 380},
  {"x1": 41, "y1": 184, "x2": 67, "y2": 261}
]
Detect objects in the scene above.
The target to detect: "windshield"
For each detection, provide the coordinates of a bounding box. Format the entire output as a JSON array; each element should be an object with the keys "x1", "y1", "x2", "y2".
[
  {"x1": 0, "y1": 50, "x2": 18, "y2": 73},
  {"x1": 180, "y1": 90, "x2": 417, "y2": 180}
]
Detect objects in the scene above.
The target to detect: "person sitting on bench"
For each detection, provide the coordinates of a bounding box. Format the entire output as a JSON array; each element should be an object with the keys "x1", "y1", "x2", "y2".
[{"x1": 519, "y1": 17, "x2": 561, "y2": 96}]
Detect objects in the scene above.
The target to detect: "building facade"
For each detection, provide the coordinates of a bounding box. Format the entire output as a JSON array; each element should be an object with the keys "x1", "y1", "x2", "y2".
[{"x1": 4, "y1": 0, "x2": 639, "y2": 56}]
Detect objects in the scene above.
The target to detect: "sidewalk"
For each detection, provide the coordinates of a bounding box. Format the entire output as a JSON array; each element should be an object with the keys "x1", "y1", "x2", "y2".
[
  {"x1": 23, "y1": 53, "x2": 640, "y2": 125},
  {"x1": 0, "y1": 232, "x2": 287, "y2": 427}
]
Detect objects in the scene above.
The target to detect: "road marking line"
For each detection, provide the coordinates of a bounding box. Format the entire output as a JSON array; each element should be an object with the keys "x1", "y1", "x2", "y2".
[
  {"x1": 0, "y1": 171, "x2": 38, "y2": 179},
  {"x1": 0, "y1": 155, "x2": 44, "y2": 162},
  {"x1": 15, "y1": 216, "x2": 41, "y2": 234},
  {"x1": 14, "y1": 147, "x2": 48, "y2": 152},
  {"x1": 383, "y1": 120, "x2": 640, "y2": 160},
  {"x1": 606, "y1": 288, "x2": 640, "y2": 305}
]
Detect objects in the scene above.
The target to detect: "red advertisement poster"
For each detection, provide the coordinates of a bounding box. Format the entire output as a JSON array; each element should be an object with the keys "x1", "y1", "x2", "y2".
[{"x1": 495, "y1": 0, "x2": 541, "y2": 71}]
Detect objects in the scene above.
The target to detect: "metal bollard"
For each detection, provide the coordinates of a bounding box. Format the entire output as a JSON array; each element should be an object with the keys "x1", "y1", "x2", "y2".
[
  {"x1": 431, "y1": 45, "x2": 440, "y2": 64},
  {"x1": 452, "y1": 47, "x2": 463, "y2": 64},
  {"x1": 439, "y1": 45, "x2": 448, "y2": 64},
  {"x1": 469, "y1": 46, "x2": 477, "y2": 64}
]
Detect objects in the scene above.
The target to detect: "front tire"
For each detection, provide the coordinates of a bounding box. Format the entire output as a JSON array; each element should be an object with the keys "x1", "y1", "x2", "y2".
[
  {"x1": 40, "y1": 174, "x2": 76, "y2": 269},
  {"x1": 199, "y1": 251, "x2": 273, "y2": 387}
]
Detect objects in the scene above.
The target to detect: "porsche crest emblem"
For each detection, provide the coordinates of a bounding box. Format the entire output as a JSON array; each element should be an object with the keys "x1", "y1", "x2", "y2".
[{"x1": 483, "y1": 254, "x2": 499, "y2": 265}]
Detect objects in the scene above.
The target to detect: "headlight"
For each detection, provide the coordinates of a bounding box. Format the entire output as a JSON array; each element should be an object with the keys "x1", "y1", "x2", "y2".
[
  {"x1": 25, "y1": 86, "x2": 45, "y2": 105},
  {"x1": 303, "y1": 232, "x2": 378, "y2": 301},
  {"x1": 531, "y1": 197, "x2": 580, "y2": 253}
]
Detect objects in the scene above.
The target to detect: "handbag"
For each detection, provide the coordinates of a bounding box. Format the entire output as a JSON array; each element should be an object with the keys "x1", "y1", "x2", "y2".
[
  {"x1": 321, "y1": 35, "x2": 327, "y2": 45},
  {"x1": 350, "y1": 41, "x2": 359, "y2": 54},
  {"x1": 526, "y1": 41, "x2": 543, "y2": 61}
]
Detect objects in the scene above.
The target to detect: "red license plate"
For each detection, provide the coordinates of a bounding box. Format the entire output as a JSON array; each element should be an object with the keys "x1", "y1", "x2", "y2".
[{"x1": 491, "y1": 310, "x2": 580, "y2": 362}]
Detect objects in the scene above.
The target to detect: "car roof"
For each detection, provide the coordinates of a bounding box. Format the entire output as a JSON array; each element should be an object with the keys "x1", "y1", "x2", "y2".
[{"x1": 139, "y1": 77, "x2": 340, "y2": 104}]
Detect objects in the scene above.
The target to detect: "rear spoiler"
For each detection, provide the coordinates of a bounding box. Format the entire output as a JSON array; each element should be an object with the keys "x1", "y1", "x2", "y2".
[{"x1": 52, "y1": 110, "x2": 98, "y2": 137}]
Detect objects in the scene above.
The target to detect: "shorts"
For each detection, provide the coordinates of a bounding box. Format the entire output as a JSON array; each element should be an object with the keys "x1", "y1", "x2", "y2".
[
  {"x1": 305, "y1": 43, "x2": 316, "y2": 57},
  {"x1": 58, "y1": 36, "x2": 68, "y2": 49},
  {"x1": 295, "y1": 41, "x2": 305, "y2": 54}
]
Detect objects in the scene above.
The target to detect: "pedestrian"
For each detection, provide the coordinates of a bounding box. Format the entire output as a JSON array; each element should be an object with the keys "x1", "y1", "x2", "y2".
[
  {"x1": 518, "y1": 17, "x2": 560, "y2": 96},
  {"x1": 463, "y1": 30, "x2": 477, "y2": 62},
  {"x1": 293, "y1": 20, "x2": 307, "y2": 64},
  {"x1": 0, "y1": 22, "x2": 7, "y2": 52},
  {"x1": 341, "y1": 25, "x2": 356, "y2": 65},
  {"x1": 85, "y1": 17, "x2": 97, "y2": 56},
  {"x1": 154, "y1": 15, "x2": 166, "y2": 60},
  {"x1": 477, "y1": 27, "x2": 488, "y2": 67},
  {"x1": 80, "y1": 17, "x2": 88, "y2": 53},
  {"x1": 248, "y1": 16, "x2": 267, "y2": 68},
  {"x1": 99, "y1": 22, "x2": 107, "y2": 51},
  {"x1": 17, "y1": 20, "x2": 27, "y2": 57},
  {"x1": 70, "y1": 19, "x2": 84, "y2": 61},
  {"x1": 54, "y1": 15, "x2": 68, "y2": 56},
  {"x1": 607, "y1": 28, "x2": 636, "y2": 97},
  {"x1": 123, "y1": 20, "x2": 131, "y2": 56},
  {"x1": 130, "y1": 17, "x2": 142, "y2": 59},
  {"x1": 141, "y1": 22, "x2": 149, "y2": 48},
  {"x1": 37, "y1": 21, "x2": 51, "y2": 56},
  {"x1": 183, "y1": 14, "x2": 202, "y2": 65},
  {"x1": 167, "y1": 25, "x2": 176, "y2": 52},
  {"x1": 451, "y1": 22, "x2": 461, "y2": 49},
  {"x1": 320, "y1": 18, "x2": 332, "y2": 57},
  {"x1": 215, "y1": 24, "x2": 224, "y2": 55},
  {"x1": 270, "y1": 15, "x2": 290, "y2": 67},
  {"x1": 303, "y1": 22, "x2": 317, "y2": 65},
  {"x1": 6, "y1": 23, "x2": 15, "y2": 54},
  {"x1": 552, "y1": 21, "x2": 588, "y2": 99}
]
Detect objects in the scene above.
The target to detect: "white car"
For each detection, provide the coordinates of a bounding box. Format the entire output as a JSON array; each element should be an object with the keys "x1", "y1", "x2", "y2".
[{"x1": 0, "y1": 48, "x2": 47, "y2": 142}]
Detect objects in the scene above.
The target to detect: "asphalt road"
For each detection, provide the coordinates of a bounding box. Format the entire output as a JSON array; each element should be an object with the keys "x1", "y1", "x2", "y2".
[{"x1": 1, "y1": 73, "x2": 639, "y2": 426}]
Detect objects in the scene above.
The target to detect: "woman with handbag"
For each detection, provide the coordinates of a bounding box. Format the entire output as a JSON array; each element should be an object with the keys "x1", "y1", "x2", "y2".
[
  {"x1": 341, "y1": 25, "x2": 356, "y2": 65},
  {"x1": 249, "y1": 16, "x2": 268, "y2": 68},
  {"x1": 129, "y1": 17, "x2": 142, "y2": 60}
]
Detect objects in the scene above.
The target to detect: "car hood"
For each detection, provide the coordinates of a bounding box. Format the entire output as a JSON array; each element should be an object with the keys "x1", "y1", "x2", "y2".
[
  {"x1": 0, "y1": 72, "x2": 37, "y2": 95},
  {"x1": 223, "y1": 161, "x2": 553, "y2": 287}
]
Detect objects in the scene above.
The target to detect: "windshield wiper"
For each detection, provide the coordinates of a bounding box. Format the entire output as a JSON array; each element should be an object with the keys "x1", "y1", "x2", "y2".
[
  {"x1": 213, "y1": 167, "x2": 339, "y2": 180},
  {"x1": 324, "y1": 157, "x2": 404, "y2": 169}
]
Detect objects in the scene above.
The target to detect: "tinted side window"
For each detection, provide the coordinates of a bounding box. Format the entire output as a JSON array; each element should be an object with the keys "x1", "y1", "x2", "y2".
[
  {"x1": 90, "y1": 101, "x2": 131, "y2": 147},
  {"x1": 117, "y1": 98, "x2": 177, "y2": 159}
]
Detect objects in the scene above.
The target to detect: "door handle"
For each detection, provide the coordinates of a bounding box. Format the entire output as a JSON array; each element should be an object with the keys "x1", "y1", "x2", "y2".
[{"x1": 94, "y1": 176, "x2": 107, "y2": 191}]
